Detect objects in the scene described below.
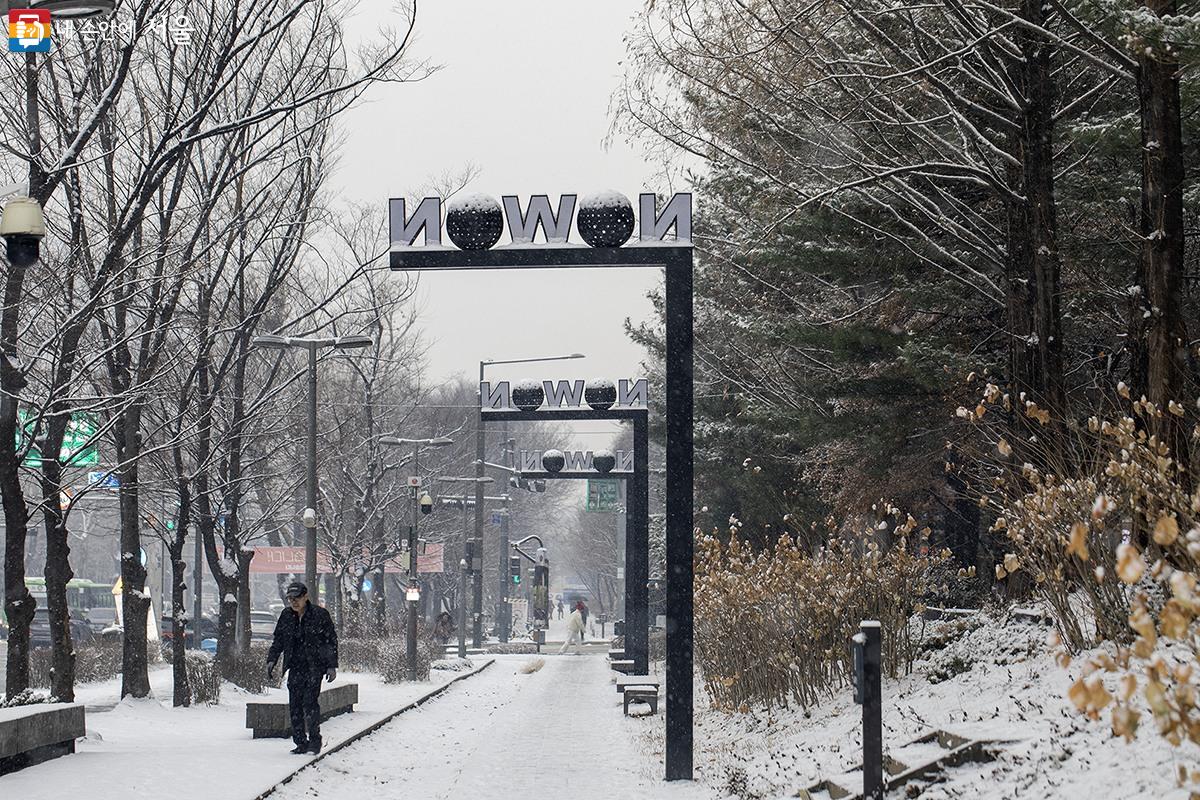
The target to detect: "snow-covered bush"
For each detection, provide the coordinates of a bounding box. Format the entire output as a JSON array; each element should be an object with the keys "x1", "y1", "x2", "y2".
[
  {"x1": 228, "y1": 642, "x2": 272, "y2": 693},
  {"x1": 29, "y1": 640, "x2": 123, "y2": 687},
  {"x1": 339, "y1": 638, "x2": 382, "y2": 673},
  {"x1": 0, "y1": 688, "x2": 52, "y2": 708},
  {"x1": 185, "y1": 652, "x2": 220, "y2": 705},
  {"x1": 696, "y1": 515, "x2": 950, "y2": 710},
  {"x1": 379, "y1": 637, "x2": 437, "y2": 682}
]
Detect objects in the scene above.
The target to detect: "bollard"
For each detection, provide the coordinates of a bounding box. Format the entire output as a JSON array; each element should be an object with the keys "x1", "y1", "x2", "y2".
[{"x1": 853, "y1": 620, "x2": 884, "y2": 800}]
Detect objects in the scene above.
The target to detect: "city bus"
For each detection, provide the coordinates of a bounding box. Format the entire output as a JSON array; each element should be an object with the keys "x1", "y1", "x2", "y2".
[{"x1": 25, "y1": 577, "x2": 118, "y2": 633}]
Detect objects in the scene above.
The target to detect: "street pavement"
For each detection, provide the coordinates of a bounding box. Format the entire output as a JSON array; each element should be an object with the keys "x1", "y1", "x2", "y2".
[{"x1": 272, "y1": 653, "x2": 703, "y2": 800}]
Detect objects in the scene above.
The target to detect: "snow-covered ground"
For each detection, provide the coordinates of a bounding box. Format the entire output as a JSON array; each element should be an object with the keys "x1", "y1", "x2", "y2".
[
  {"x1": 273, "y1": 653, "x2": 702, "y2": 800},
  {"x1": 0, "y1": 659, "x2": 486, "y2": 800},
  {"x1": 652, "y1": 612, "x2": 1200, "y2": 799}
]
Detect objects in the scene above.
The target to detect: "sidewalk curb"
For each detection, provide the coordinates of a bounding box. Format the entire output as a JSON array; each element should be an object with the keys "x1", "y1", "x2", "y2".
[{"x1": 255, "y1": 657, "x2": 496, "y2": 799}]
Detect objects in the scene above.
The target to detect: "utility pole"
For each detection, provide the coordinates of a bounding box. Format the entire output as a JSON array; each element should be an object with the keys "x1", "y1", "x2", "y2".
[
  {"x1": 498, "y1": 420, "x2": 510, "y2": 642},
  {"x1": 406, "y1": 446, "x2": 419, "y2": 681},
  {"x1": 473, "y1": 362, "x2": 486, "y2": 648}
]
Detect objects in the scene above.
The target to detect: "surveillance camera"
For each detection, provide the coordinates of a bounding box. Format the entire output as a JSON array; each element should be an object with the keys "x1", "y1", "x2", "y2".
[
  {"x1": 420, "y1": 493, "x2": 433, "y2": 514},
  {"x1": 1, "y1": 197, "x2": 45, "y2": 268},
  {"x1": 301, "y1": 507, "x2": 317, "y2": 528}
]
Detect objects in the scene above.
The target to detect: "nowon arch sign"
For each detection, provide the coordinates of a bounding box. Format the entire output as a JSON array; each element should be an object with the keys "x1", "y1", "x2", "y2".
[{"x1": 389, "y1": 189, "x2": 695, "y2": 782}]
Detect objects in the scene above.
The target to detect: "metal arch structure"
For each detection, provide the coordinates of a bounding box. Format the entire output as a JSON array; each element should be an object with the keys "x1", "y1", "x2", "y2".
[
  {"x1": 390, "y1": 226, "x2": 694, "y2": 781},
  {"x1": 484, "y1": 405, "x2": 650, "y2": 677}
]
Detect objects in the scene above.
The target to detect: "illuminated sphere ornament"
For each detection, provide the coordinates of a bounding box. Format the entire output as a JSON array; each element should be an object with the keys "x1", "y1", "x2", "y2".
[
  {"x1": 512, "y1": 379, "x2": 545, "y2": 411},
  {"x1": 584, "y1": 378, "x2": 617, "y2": 411},
  {"x1": 592, "y1": 449, "x2": 616, "y2": 474},
  {"x1": 542, "y1": 449, "x2": 565, "y2": 473},
  {"x1": 446, "y1": 193, "x2": 503, "y2": 250},
  {"x1": 577, "y1": 191, "x2": 634, "y2": 248}
]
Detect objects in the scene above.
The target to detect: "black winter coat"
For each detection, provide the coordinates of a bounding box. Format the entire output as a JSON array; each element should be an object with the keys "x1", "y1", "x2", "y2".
[{"x1": 266, "y1": 603, "x2": 338, "y2": 673}]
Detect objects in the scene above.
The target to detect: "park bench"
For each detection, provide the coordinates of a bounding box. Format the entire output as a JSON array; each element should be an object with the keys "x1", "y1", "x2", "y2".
[
  {"x1": 623, "y1": 686, "x2": 659, "y2": 716},
  {"x1": 607, "y1": 648, "x2": 626, "y2": 660},
  {"x1": 0, "y1": 703, "x2": 86, "y2": 775},
  {"x1": 245, "y1": 682, "x2": 359, "y2": 738},
  {"x1": 615, "y1": 674, "x2": 661, "y2": 716},
  {"x1": 609, "y1": 659, "x2": 637, "y2": 674},
  {"x1": 615, "y1": 674, "x2": 660, "y2": 693}
]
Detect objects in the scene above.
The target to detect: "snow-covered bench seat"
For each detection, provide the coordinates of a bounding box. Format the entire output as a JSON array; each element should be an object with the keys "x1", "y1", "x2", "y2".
[
  {"x1": 0, "y1": 702, "x2": 86, "y2": 775},
  {"x1": 245, "y1": 683, "x2": 359, "y2": 738}
]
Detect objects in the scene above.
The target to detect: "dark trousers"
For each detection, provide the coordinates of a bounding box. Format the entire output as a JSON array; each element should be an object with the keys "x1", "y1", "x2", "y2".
[{"x1": 287, "y1": 664, "x2": 323, "y2": 746}]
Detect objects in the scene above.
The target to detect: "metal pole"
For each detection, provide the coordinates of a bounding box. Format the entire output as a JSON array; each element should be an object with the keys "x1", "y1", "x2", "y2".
[
  {"x1": 305, "y1": 345, "x2": 318, "y2": 599},
  {"x1": 407, "y1": 446, "x2": 419, "y2": 681},
  {"x1": 628, "y1": 414, "x2": 650, "y2": 675},
  {"x1": 473, "y1": 362, "x2": 485, "y2": 647},
  {"x1": 458, "y1": 502, "x2": 468, "y2": 659},
  {"x1": 862, "y1": 621, "x2": 883, "y2": 800},
  {"x1": 664, "y1": 250, "x2": 694, "y2": 781},
  {"x1": 193, "y1": 510, "x2": 202, "y2": 648},
  {"x1": 498, "y1": 421, "x2": 510, "y2": 643}
]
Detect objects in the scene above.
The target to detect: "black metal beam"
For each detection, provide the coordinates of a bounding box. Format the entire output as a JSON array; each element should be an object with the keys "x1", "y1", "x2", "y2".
[
  {"x1": 481, "y1": 408, "x2": 646, "y2": 421},
  {"x1": 627, "y1": 414, "x2": 650, "y2": 676},
  {"x1": 514, "y1": 470, "x2": 632, "y2": 480},
  {"x1": 664, "y1": 250, "x2": 693, "y2": 780},
  {"x1": 391, "y1": 245, "x2": 691, "y2": 271}
]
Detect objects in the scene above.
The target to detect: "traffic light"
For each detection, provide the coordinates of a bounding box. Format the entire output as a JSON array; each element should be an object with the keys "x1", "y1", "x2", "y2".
[{"x1": 510, "y1": 554, "x2": 522, "y2": 585}]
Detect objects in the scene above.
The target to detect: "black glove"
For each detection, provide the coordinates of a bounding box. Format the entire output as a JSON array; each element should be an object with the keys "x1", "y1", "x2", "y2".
[{"x1": 266, "y1": 662, "x2": 276, "y2": 681}]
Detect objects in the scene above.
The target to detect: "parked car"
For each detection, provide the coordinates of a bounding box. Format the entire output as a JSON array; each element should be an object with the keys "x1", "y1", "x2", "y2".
[
  {"x1": 160, "y1": 614, "x2": 218, "y2": 647},
  {"x1": 250, "y1": 610, "x2": 276, "y2": 642},
  {"x1": 30, "y1": 607, "x2": 94, "y2": 649}
]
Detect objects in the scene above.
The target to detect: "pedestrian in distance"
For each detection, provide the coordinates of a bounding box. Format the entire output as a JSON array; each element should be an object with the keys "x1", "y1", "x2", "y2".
[
  {"x1": 579, "y1": 600, "x2": 589, "y2": 634},
  {"x1": 558, "y1": 602, "x2": 585, "y2": 655},
  {"x1": 556, "y1": 599, "x2": 564, "y2": 619},
  {"x1": 433, "y1": 610, "x2": 455, "y2": 645},
  {"x1": 266, "y1": 582, "x2": 339, "y2": 755}
]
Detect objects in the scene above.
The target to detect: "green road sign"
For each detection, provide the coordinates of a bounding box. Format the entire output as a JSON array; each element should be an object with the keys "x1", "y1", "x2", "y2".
[
  {"x1": 18, "y1": 411, "x2": 100, "y2": 468},
  {"x1": 586, "y1": 479, "x2": 620, "y2": 512}
]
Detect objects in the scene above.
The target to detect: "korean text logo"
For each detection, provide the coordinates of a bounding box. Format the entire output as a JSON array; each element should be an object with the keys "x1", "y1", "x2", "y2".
[{"x1": 8, "y1": 9, "x2": 51, "y2": 53}]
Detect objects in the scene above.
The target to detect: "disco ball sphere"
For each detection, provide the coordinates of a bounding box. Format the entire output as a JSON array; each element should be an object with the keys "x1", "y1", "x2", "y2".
[
  {"x1": 577, "y1": 191, "x2": 634, "y2": 248},
  {"x1": 542, "y1": 449, "x2": 565, "y2": 473},
  {"x1": 512, "y1": 380, "x2": 545, "y2": 411},
  {"x1": 446, "y1": 194, "x2": 503, "y2": 251},
  {"x1": 585, "y1": 379, "x2": 617, "y2": 411},
  {"x1": 592, "y1": 449, "x2": 616, "y2": 474}
]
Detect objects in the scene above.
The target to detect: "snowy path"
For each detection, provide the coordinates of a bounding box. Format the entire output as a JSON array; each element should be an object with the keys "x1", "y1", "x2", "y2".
[{"x1": 272, "y1": 654, "x2": 706, "y2": 800}]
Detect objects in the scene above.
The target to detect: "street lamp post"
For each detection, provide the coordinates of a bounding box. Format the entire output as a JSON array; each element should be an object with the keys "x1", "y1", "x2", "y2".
[
  {"x1": 478, "y1": 352, "x2": 583, "y2": 644},
  {"x1": 251, "y1": 334, "x2": 373, "y2": 598},
  {"x1": 381, "y1": 435, "x2": 452, "y2": 680},
  {"x1": 439, "y1": 475, "x2": 496, "y2": 649}
]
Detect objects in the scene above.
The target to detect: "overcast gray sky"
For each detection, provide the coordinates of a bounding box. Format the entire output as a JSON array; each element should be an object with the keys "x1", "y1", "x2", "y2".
[{"x1": 331, "y1": 0, "x2": 665, "y2": 401}]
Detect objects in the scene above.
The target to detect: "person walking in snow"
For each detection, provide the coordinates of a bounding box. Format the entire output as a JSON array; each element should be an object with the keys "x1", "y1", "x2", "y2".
[
  {"x1": 578, "y1": 600, "x2": 589, "y2": 634},
  {"x1": 556, "y1": 598, "x2": 564, "y2": 620},
  {"x1": 559, "y1": 601, "x2": 585, "y2": 655},
  {"x1": 266, "y1": 582, "x2": 339, "y2": 755}
]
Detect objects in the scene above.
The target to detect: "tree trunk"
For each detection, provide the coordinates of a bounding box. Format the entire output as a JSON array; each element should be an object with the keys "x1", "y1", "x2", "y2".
[
  {"x1": 40, "y1": 409, "x2": 76, "y2": 702},
  {"x1": 1131, "y1": 0, "x2": 1191, "y2": 486},
  {"x1": 118, "y1": 409, "x2": 151, "y2": 698},
  {"x1": 1006, "y1": 0, "x2": 1066, "y2": 465},
  {"x1": 170, "y1": 482, "x2": 191, "y2": 707},
  {"x1": 1, "y1": 252, "x2": 32, "y2": 698}
]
